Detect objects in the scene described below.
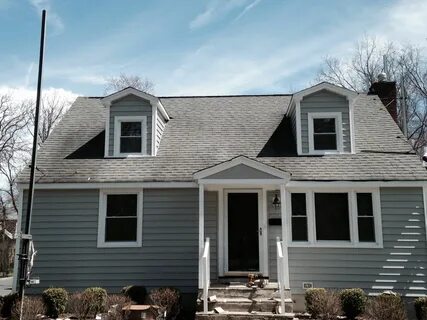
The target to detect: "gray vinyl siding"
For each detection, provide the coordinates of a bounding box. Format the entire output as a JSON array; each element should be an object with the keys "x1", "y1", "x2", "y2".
[
  {"x1": 300, "y1": 90, "x2": 351, "y2": 153},
  {"x1": 22, "y1": 188, "x2": 201, "y2": 294},
  {"x1": 205, "y1": 191, "x2": 218, "y2": 281},
  {"x1": 206, "y1": 164, "x2": 280, "y2": 180},
  {"x1": 268, "y1": 188, "x2": 427, "y2": 296},
  {"x1": 108, "y1": 95, "x2": 152, "y2": 156},
  {"x1": 155, "y1": 111, "x2": 166, "y2": 153}
]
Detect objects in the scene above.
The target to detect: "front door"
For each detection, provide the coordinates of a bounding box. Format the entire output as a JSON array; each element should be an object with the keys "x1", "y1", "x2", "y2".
[{"x1": 227, "y1": 192, "x2": 260, "y2": 272}]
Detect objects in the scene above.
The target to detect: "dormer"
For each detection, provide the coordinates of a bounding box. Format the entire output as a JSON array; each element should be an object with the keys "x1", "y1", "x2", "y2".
[
  {"x1": 101, "y1": 87, "x2": 169, "y2": 157},
  {"x1": 287, "y1": 82, "x2": 357, "y2": 156}
]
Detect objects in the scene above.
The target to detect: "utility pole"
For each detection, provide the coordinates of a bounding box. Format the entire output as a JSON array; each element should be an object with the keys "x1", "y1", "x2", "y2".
[{"x1": 17, "y1": 9, "x2": 46, "y2": 316}]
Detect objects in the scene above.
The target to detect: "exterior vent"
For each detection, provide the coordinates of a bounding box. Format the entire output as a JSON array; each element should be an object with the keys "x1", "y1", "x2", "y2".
[{"x1": 303, "y1": 282, "x2": 314, "y2": 290}]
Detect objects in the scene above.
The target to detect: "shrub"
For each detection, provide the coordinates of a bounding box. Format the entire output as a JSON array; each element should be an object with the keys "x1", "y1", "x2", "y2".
[
  {"x1": 121, "y1": 285, "x2": 147, "y2": 304},
  {"x1": 11, "y1": 296, "x2": 45, "y2": 320},
  {"x1": 364, "y1": 293, "x2": 407, "y2": 320},
  {"x1": 149, "y1": 287, "x2": 181, "y2": 320},
  {"x1": 415, "y1": 297, "x2": 427, "y2": 320},
  {"x1": 305, "y1": 288, "x2": 341, "y2": 320},
  {"x1": 83, "y1": 287, "x2": 108, "y2": 317},
  {"x1": 0, "y1": 293, "x2": 19, "y2": 318},
  {"x1": 340, "y1": 288, "x2": 367, "y2": 319},
  {"x1": 42, "y1": 287, "x2": 68, "y2": 318},
  {"x1": 67, "y1": 288, "x2": 108, "y2": 319}
]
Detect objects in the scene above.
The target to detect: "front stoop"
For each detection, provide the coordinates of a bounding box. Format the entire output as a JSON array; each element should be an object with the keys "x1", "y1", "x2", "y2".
[{"x1": 196, "y1": 284, "x2": 294, "y2": 319}]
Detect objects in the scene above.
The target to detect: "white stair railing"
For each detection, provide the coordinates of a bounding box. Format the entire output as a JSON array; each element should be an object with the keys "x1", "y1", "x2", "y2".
[
  {"x1": 276, "y1": 237, "x2": 286, "y2": 314},
  {"x1": 201, "y1": 237, "x2": 210, "y2": 313}
]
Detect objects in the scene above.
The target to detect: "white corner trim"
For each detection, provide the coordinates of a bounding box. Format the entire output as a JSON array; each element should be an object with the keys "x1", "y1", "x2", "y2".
[
  {"x1": 101, "y1": 87, "x2": 170, "y2": 121},
  {"x1": 424, "y1": 186, "x2": 427, "y2": 242},
  {"x1": 193, "y1": 156, "x2": 290, "y2": 181},
  {"x1": 113, "y1": 116, "x2": 147, "y2": 157},
  {"x1": 296, "y1": 100, "x2": 302, "y2": 155},
  {"x1": 104, "y1": 104, "x2": 110, "y2": 157},
  {"x1": 151, "y1": 105, "x2": 157, "y2": 156},
  {"x1": 348, "y1": 98, "x2": 356, "y2": 154},
  {"x1": 12, "y1": 186, "x2": 24, "y2": 292},
  {"x1": 198, "y1": 184, "x2": 204, "y2": 289},
  {"x1": 97, "y1": 189, "x2": 143, "y2": 248},
  {"x1": 307, "y1": 112, "x2": 344, "y2": 155}
]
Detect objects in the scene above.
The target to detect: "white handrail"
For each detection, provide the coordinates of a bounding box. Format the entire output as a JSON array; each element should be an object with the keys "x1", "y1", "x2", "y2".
[
  {"x1": 201, "y1": 237, "x2": 210, "y2": 313},
  {"x1": 276, "y1": 237, "x2": 286, "y2": 314}
]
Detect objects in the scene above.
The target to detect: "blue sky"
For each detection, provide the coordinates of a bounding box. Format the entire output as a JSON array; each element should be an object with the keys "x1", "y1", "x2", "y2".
[{"x1": 0, "y1": 0, "x2": 426, "y2": 98}]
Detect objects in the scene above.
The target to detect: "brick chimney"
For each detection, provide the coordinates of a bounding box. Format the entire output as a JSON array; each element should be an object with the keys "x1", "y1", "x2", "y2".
[{"x1": 368, "y1": 73, "x2": 398, "y2": 123}]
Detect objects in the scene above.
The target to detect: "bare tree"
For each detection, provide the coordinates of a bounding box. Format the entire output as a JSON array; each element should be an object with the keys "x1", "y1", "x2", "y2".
[
  {"x1": 317, "y1": 36, "x2": 427, "y2": 154},
  {"x1": 27, "y1": 92, "x2": 72, "y2": 145},
  {"x1": 104, "y1": 73, "x2": 154, "y2": 95},
  {"x1": 0, "y1": 195, "x2": 15, "y2": 276}
]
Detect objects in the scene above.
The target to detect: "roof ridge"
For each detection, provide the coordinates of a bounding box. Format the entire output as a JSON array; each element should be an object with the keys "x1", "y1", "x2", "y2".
[{"x1": 81, "y1": 94, "x2": 293, "y2": 99}]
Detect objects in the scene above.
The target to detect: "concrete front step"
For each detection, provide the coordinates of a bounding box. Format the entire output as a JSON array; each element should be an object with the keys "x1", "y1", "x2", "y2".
[
  {"x1": 195, "y1": 311, "x2": 295, "y2": 320},
  {"x1": 197, "y1": 297, "x2": 293, "y2": 313},
  {"x1": 202, "y1": 285, "x2": 292, "y2": 300}
]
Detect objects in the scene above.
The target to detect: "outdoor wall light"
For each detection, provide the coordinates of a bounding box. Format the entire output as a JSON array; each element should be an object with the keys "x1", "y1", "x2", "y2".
[{"x1": 272, "y1": 194, "x2": 281, "y2": 208}]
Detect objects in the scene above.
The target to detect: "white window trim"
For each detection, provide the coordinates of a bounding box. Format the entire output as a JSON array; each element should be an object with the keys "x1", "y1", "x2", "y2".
[
  {"x1": 97, "y1": 189, "x2": 143, "y2": 248},
  {"x1": 286, "y1": 188, "x2": 383, "y2": 248},
  {"x1": 113, "y1": 116, "x2": 147, "y2": 157},
  {"x1": 308, "y1": 112, "x2": 344, "y2": 155}
]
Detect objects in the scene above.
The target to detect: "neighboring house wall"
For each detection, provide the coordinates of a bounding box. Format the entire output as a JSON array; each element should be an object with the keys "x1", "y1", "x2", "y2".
[
  {"x1": 300, "y1": 90, "x2": 351, "y2": 153},
  {"x1": 22, "y1": 188, "x2": 202, "y2": 294},
  {"x1": 269, "y1": 187, "x2": 427, "y2": 296},
  {"x1": 108, "y1": 95, "x2": 152, "y2": 156}
]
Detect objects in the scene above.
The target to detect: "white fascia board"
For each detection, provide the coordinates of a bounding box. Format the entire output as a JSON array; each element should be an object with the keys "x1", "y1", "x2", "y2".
[
  {"x1": 292, "y1": 82, "x2": 358, "y2": 104},
  {"x1": 287, "y1": 180, "x2": 427, "y2": 188},
  {"x1": 18, "y1": 181, "x2": 197, "y2": 190},
  {"x1": 193, "y1": 156, "x2": 290, "y2": 180},
  {"x1": 101, "y1": 87, "x2": 170, "y2": 121}
]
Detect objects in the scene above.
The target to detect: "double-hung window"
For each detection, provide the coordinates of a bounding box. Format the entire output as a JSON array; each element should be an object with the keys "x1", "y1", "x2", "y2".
[
  {"x1": 291, "y1": 193, "x2": 308, "y2": 241},
  {"x1": 288, "y1": 189, "x2": 382, "y2": 247},
  {"x1": 114, "y1": 116, "x2": 147, "y2": 156},
  {"x1": 308, "y1": 113, "x2": 343, "y2": 154},
  {"x1": 98, "y1": 190, "x2": 143, "y2": 247}
]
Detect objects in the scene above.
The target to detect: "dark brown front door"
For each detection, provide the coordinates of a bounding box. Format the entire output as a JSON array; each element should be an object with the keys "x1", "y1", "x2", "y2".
[{"x1": 227, "y1": 192, "x2": 259, "y2": 272}]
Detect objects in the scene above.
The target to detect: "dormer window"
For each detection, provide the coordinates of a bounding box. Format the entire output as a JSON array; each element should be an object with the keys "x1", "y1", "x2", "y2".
[
  {"x1": 308, "y1": 112, "x2": 343, "y2": 154},
  {"x1": 114, "y1": 116, "x2": 147, "y2": 156}
]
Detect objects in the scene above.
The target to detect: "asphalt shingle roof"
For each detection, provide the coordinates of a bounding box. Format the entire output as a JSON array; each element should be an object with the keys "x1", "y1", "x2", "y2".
[{"x1": 19, "y1": 92, "x2": 427, "y2": 183}]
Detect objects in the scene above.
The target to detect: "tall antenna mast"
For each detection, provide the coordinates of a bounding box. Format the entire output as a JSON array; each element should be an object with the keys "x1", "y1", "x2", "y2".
[{"x1": 17, "y1": 9, "x2": 46, "y2": 313}]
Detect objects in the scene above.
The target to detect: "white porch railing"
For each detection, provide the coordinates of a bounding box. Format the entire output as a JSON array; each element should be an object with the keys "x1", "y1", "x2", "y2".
[
  {"x1": 201, "y1": 237, "x2": 210, "y2": 313},
  {"x1": 276, "y1": 237, "x2": 286, "y2": 314}
]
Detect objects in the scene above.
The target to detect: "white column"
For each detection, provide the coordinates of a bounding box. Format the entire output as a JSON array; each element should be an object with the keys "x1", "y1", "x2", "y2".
[
  {"x1": 198, "y1": 184, "x2": 205, "y2": 289},
  {"x1": 280, "y1": 184, "x2": 290, "y2": 289}
]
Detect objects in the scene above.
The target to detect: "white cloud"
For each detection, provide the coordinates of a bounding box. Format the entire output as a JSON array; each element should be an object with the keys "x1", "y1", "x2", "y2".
[
  {"x1": 234, "y1": 0, "x2": 262, "y2": 22},
  {"x1": 29, "y1": 0, "x2": 64, "y2": 35},
  {"x1": 190, "y1": 0, "x2": 250, "y2": 29},
  {"x1": 0, "y1": 86, "x2": 79, "y2": 104}
]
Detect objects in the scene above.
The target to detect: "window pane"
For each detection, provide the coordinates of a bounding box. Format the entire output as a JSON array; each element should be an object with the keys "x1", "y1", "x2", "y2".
[
  {"x1": 292, "y1": 217, "x2": 308, "y2": 241},
  {"x1": 107, "y1": 194, "x2": 137, "y2": 217},
  {"x1": 314, "y1": 134, "x2": 337, "y2": 150},
  {"x1": 315, "y1": 193, "x2": 350, "y2": 241},
  {"x1": 105, "y1": 217, "x2": 137, "y2": 241},
  {"x1": 291, "y1": 193, "x2": 306, "y2": 216},
  {"x1": 358, "y1": 217, "x2": 375, "y2": 242},
  {"x1": 121, "y1": 122, "x2": 141, "y2": 136},
  {"x1": 313, "y1": 118, "x2": 335, "y2": 133},
  {"x1": 120, "y1": 137, "x2": 142, "y2": 153},
  {"x1": 357, "y1": 193, "x2": 373, "y2": 216}
]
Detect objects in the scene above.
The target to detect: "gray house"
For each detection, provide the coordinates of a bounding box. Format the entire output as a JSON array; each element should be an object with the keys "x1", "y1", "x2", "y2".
[{"x1": 13, "y1": 81, "x2": 427, "y2": 315}]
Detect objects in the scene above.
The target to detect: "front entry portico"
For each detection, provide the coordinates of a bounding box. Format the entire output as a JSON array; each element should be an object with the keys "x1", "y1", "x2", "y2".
[{"x1": 193, "y1": 156, "x2": 291, "y2": 288}]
